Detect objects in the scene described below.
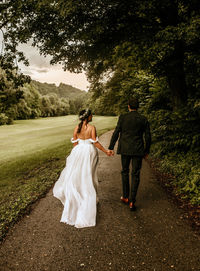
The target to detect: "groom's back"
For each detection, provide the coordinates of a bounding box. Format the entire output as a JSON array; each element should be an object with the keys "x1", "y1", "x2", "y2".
[
  {"x1": 117, "y1": 111, "x2": 150, "y2": 156},
  {"x1": 121, "y1": 111, "x2": 146, "y2": 136}
]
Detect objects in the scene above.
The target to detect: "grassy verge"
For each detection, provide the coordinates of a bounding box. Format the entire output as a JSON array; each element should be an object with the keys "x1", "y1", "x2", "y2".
[
  {"x1": 149, "y1": 143, "x2": 200, "y2": 230},
  {"x1": 0, "y1": 115, "x2": 117, "y2": 240},
  {"x1": 150, "y1": 143, "x2": 200, "y2": 205}
]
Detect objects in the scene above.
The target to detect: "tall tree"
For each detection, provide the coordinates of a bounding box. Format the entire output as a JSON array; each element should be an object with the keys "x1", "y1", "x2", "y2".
[{"x1": 0, "y1": 56, "x2": 30, "y2": 123}]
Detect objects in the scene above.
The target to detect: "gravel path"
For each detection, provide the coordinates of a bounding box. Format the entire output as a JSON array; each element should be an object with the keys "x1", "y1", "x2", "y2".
[{"x1": 0, "y1": 131, "x2": 199, "y2": 271}]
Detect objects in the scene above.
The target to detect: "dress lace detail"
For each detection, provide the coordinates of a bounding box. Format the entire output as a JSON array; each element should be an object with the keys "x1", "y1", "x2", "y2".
[{"x1": 53, "y1": 138, "x2": 99, "y2": 228}]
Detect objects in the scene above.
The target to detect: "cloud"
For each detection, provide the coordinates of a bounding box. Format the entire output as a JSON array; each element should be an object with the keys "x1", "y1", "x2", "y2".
[
  {"x1": 18, "y1": 41, "x2": 90, "y2": 90},
  {"x1": 21, "y1": 69, "x2": 34, "y2": 76},
  {"x1": 21, "y1": 66, "x2": 48, "y2": 74},
  {"x1": 18, "y1": 42, "x2": 54, "y2": 69},
  {"x1": 19, "y1": 62, "x2": 89, "y2": 90},
  {"x1": 35, "y1": 68, "x2": 49, "y2": 73}
]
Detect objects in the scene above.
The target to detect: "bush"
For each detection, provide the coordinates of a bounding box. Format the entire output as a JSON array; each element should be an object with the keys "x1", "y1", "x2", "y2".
[
  {"x1": 143, "y1": 85, "x2": 200, "y2": 205},
  {"x1": 0, "y1": 113, "x2": 9, "y2": 125}
]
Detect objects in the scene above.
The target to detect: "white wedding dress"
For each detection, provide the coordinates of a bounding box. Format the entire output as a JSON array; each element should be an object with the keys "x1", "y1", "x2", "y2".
[{"x1": 53, "y1": 137, "x2": 99, "y2": 228}]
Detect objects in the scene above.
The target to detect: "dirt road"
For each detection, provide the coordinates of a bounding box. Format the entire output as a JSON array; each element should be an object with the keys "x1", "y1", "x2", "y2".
[{"x1": 0, "y1": 131, "x2": 199, "y2": 271}]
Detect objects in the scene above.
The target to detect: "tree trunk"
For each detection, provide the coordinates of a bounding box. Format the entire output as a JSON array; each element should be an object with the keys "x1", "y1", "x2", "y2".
[{"x1": 165, "y1": 41, "x2": 188, "y2": 109}]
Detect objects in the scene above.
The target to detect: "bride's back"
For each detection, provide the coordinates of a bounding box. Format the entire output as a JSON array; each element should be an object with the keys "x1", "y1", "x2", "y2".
[{"x1": 77, "y1": 123, "x2": 94, "y2": 140}]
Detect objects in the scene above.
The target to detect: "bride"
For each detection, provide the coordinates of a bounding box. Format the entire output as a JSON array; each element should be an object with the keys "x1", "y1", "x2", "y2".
[{"x1": 53, "y1": 109, "x2": 111, "y2": 228}]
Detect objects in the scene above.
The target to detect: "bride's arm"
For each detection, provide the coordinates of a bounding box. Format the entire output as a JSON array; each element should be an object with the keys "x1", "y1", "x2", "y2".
[
  {"x1": 72, "y1": 126, "x2": 79, "y2": 147},
  {"x1": 91, "y1": 126, "x2": 112, "y2": 156}
]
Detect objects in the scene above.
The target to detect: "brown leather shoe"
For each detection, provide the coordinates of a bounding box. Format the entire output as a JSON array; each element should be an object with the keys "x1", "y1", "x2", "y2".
[
  {"x1": 120, "y1": 197, "x2": 129, "y2": 205},
  {"x1": 129, "y1": 202, "x2": 136, "y2": 211}
]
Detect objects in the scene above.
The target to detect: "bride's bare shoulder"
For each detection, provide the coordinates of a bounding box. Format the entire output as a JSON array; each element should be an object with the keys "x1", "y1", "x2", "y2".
[
  {"x1": 89, "y1": 123, "x2": 95, "y2": 127},
  {"x1": 88, "y1": 124, "x2": 96, "y2": 130}
]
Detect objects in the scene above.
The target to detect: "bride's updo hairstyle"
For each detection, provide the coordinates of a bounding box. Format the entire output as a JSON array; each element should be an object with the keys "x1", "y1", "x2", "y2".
[{"x1": 77, "y1": 109, "x2": 92, "y2": 133}]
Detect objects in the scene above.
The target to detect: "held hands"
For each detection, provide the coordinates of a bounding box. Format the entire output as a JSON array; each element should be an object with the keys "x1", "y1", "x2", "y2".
[{"x1": 106, "y1": 150, "x2": 115, "y2": 156}]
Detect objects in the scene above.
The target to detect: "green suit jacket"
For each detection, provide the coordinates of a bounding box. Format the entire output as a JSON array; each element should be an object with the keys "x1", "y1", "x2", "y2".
[{"x1": 108, "y1": 111, "x2": 151, "y2": 156}]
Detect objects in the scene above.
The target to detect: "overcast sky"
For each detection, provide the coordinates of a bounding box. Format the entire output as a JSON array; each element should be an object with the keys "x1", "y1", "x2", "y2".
[{"x1": 0, "y1": 33, "x2": 89, "y2": 91}]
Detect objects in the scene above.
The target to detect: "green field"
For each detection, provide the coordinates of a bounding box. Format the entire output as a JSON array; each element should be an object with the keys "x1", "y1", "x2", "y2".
[{"x1": 0, "y1": 115, "x2": 117, "y2": 240}]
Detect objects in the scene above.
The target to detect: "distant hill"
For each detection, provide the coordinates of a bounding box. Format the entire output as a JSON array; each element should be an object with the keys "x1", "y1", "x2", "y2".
[{"x1": 31, "y1": 80, "x2": 87, "y2": 100}]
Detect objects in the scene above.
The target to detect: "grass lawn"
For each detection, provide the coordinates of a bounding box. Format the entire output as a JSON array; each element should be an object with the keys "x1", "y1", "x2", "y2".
[{"x1": 0, "y1": 115, "x2": 117, "y2": 240}]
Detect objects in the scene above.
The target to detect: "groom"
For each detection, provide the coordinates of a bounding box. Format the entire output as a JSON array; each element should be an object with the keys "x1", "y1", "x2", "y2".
[{"x1": 108, "y1": 97, "x2": 151, "y2": 211}]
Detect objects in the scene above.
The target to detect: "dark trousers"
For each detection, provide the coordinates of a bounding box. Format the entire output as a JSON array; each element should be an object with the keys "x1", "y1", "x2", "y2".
[{"x1": 121, "y1": 155, "x2": 142, "y2": 203}]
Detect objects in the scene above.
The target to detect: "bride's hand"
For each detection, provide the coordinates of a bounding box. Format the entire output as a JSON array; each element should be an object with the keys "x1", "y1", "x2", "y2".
[
  {"x1": 106, "y1": 150, "x2": 114, "y2": 156},
  {"x1": 106, "y1": 150, "x2": 111, "y2": 156}
]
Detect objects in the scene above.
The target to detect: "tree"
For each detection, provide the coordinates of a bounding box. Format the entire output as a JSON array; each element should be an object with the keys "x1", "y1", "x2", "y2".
[
  {"x1": 1, "y1": 0, "x2": 200, "y2": 108},
  {"x1": 0, "y1": 64, "x2": 30, "y2": 123}
]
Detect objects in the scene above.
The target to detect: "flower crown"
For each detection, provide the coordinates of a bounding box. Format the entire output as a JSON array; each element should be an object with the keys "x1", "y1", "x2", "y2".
[{"x1": 79, "y1": 109, "x2": 90, "y2": 120}]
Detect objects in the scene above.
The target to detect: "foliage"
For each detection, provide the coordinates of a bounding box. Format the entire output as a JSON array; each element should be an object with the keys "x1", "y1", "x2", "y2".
[
  {"x1": 1, "y1": 0, "x2": 200, "y2": 108},
  {"x1": 155, "y1": 151, "x2": 200, "y2": 204},
  {"x1": 32, "y1": 80, "x2": 87, "y2": 100},
  {"x1": 0, "y1": 64, "x2": 30, "y2": 124},
  {"x1": 0, "y1": 68, "x2": 88, "y2": 124},
  {"x1": 141, "y1": 82, "x2": 200, "y2": 205},
  {"x1": 0, "y1": 113, "x2": 8, "y2": 125}
]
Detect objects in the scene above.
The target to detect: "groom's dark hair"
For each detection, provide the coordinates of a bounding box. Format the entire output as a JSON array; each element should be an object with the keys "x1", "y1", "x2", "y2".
[{"x1": 128, "y1": 97, "x2": 139, "y2": 109}]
